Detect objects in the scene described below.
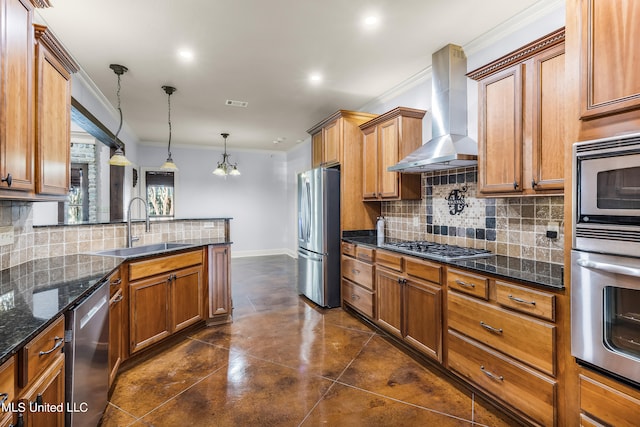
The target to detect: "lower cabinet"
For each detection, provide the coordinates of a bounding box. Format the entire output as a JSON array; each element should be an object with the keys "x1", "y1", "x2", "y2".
[
  {"x1": 207, "y1": 245, "x2": 231, "y2": 323},
  {"x1": 0, "y1": 356, "x2": 15, "y2": 427},
  {"x1": 579, "y1": 368, "x2": 640, "y2": 427},
  {"x1": 375, "y1": 250, "x2": 443, "y2": 363},
  {"x1": 128, "y1": 249, "x2": 204, "y2": 355},
  {"x1": 341, "y1": 242, "x2": 376, "y2": 319},
  {"x1": 18, "y1": 354, "x2": 65, "y2": 427}
]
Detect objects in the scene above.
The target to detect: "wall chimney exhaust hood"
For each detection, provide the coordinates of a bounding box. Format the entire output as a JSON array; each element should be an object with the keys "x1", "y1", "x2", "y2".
[{"x1": 388, "y1": 44, "x2": 477, "y2": 173}]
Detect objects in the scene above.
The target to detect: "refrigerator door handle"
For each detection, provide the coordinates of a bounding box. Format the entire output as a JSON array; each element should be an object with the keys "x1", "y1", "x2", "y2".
[
  {"x1": 305, "y1": 180, "x2": 311, "y2": 242},
  {"x1": 298, "y1": 247, "x2": 324, "y2": 261}
]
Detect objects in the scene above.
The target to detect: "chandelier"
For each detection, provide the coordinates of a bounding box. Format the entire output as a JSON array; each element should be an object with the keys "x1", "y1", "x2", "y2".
[
  {"x1": 108, "y1": 64, "x2": 132, "y2": 166},
  {"x1": 160, "y1": 85, "x2": 178, "y2": 170},
  {"x1": 213, "y1": 133, "x2": 240, "y2": 176}
]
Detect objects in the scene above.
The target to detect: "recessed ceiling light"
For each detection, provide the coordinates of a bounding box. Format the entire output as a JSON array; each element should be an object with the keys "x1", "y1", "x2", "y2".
[
  {"x1": 309, "y1": 73, "x2": 322, "y2": 84},
  {"x1": 178, "y1": 49, "x2": 194, "y2": 61},
  {"x1": 363, "y1": 15, "x2": 379, "y2": 26}
]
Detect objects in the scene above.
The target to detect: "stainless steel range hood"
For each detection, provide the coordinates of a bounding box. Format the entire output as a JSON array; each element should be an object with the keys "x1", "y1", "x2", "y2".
[{"x1": 389, "y1": 44, "x2": 477, "y2": 173}]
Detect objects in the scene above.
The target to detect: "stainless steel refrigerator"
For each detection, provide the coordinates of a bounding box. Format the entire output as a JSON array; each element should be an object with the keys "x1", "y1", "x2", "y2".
[{"x1": 297, "y1": 167, "x2": 340, "y2": 308}]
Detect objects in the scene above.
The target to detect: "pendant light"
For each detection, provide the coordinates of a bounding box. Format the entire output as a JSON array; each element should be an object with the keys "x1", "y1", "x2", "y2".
[
  {"x1": 213, "y1": 133, "x2": 240, "y2": 176},
  {"x1": 108, "y1": 64, "x2": 132, "y2": 166},
  {"x1": 160, "y1": 85, "x2": 178, "y2": 171}
]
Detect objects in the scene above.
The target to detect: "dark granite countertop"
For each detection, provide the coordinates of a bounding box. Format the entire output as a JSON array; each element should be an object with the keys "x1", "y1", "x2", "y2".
[
  {"x1": 0, "y1": 239, "x2": 232, "y2": 365},
  {"x1": 342, "y1": 234, "x2": 564, "y2": 290}
]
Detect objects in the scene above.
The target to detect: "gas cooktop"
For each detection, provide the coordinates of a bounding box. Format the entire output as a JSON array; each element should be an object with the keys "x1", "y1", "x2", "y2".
[{"x1": 382, "y1": 241, "x2": 494, "y2": 262}]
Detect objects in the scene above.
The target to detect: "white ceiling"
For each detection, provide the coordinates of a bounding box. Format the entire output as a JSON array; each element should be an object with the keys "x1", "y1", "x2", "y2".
[{"x1": 37, "y1": 0, "x2": 546, "y2": 152}]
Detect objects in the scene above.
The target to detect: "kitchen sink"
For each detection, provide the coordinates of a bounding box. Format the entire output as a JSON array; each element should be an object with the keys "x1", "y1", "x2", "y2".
[{"x1": 92, "y1": 242, "x2": 194, "y2": 258}]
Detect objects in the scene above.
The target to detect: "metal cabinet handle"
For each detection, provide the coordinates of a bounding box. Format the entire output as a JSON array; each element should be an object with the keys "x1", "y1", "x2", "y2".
[
  {"x1": 455, "y1": 279, "x2": 475, "y2": 288},
  {"x1": 513, "y1": 180, "x2": 518, "y2": 190},
  {"x1": 112, "y1": 294, "x2": 124, "y2": 303},
  {"x1": 39, "y1": 336, "x2": 63, "y2": 356},
  {"x1": 0, "y1": 393, "x2": 8, "y2": 405},
  {"x1": 480, "y1": 321, "x2": 503, "y2": 334},
  {"x1": 351, "y1": 294, "x2": 360, "y2": 300},
  {"x1": 508, "y1": 295, "x2": 536, "y2": 305},
  {"x1": 111, "y1": 278, "x2": 122, "y2": 286},
  {"x1": 480, "y1": 365, "x2": 504, "y2": 381},
  {"x1": 35, "y1": 394, "x2": 43, "y2": 406},
  {"x1": 531, "y1": 179, "x2": 537, "y2": 188},
  {"x1": 1, "y1": 174, "x2": 12, "y2": 187},
  {"x1": 352, "y1": 269, "x2": 360, "y2": 275}
]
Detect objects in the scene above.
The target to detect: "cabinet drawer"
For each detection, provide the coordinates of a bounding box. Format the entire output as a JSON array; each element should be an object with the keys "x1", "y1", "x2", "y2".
[
  {"x1": 0, "y1": 356, "x2": 15, "y2": 409},
  {"x1": 495, "y1": 280, "x2": 555, "y2": 321},
  {"x1": 342, "y1": 256, "x2": 374, "y2": 290},
  {"x1": 376, "y1": 250, "x2": 402, "y2": 271},
  {"x1": 128, "y1": 249, "x2": 203, "y2": 281},
  {"x1": 446, "y1": 268, "x2": 489, "y2": 300},
  {"x1": 342, "y1": 242, "x2": 356, "y2": 257},
  {"x1": 448, "y1": 331, "x2": 556, "y2": 427},
  {"x1": 19, "y1": 316, "x2": 64, "y2": 387},
  {"x1": 405, "y1": 257, "x2": 442, "y2": 284},
  {"x1": 356, "y1": 246, "x2": 375, "y2": 263},
  {"x1": 448, "y1": 292, "x2": 555, "y2": 376},
  {"x1": 342, "y1": 279, "x2": 374, "y2": 318},
  {"x1": 580, "y1": 373, "x2": 640, "y2": 427}
]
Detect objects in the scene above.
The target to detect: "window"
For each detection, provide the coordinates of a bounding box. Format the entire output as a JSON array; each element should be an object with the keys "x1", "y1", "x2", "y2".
[{"x1": 145, "y1": 171, "x2": 175, "y2": 218}]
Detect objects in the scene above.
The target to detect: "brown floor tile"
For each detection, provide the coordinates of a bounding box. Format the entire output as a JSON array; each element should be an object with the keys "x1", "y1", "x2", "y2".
[
  {"x1": 100, "y1": 403, "x2": 137, "y2": 427},
  {"x1": 109, "y1": 338, "x2": 234, "y2": 418},
  {"x1": 337, "y1": 335, "x2": 475, "y2": 420},
  {"x1": 301, "y1": 383, "x2": 475, "y2": 426},
  {"x1": 137, "y1": 355, "x2": 334, "y2": 426},
  {"x1": 473, "y1": 395, "x2": 527, "y2": 427}
]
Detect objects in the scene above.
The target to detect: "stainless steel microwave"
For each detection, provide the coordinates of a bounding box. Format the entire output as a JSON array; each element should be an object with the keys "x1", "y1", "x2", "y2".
[{"x1": 573, "y1": 133, "x2": 640, "y2": 256}]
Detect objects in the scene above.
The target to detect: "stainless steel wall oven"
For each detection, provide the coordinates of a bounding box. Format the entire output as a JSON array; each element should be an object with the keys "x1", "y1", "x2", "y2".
[{"x1": 572, "y1": 133, "x2": 640, "y2": 385}]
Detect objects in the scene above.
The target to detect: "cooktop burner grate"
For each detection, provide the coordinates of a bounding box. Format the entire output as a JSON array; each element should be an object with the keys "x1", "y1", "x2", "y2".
[{"x1": 383, "y1": 241, "x2": 493, "y2": 261}]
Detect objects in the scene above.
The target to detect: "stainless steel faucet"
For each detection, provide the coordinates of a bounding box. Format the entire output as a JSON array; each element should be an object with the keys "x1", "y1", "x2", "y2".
[{"x1": 127, "y1": 197, "x2": 151, "y2": 247}]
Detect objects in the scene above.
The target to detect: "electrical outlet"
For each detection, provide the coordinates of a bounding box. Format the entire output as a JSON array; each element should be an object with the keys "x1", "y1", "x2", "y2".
[
  {"x1": 413, "y1": 216, "x2": 419, "y2": 227},
  {"x1": 546, "y1": 222, "x2": 559, "y2": 239},
  {"x1": 0, "y1": 226, "x2": 13, "y2": 246}
]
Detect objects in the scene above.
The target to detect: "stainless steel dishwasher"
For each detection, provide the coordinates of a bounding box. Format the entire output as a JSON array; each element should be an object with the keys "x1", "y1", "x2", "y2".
[{"x1": 65, "y1": 279, "x2": 109, "y2": 427}]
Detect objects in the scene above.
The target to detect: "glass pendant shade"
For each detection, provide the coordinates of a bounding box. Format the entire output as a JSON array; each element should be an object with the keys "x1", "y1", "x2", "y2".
[
  {"x1": 108, "y1": 64, "x2": 132, "y2": 166},
  {"x1": 212, "y1": 133, "x2": 240, "y2": 176},
  {"x1": 160, "y1": 85, "x2": 178, "y2": 171}
]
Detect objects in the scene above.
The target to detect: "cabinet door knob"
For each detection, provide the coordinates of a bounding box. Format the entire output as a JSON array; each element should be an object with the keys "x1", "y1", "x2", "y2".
[{"x1": 1, "y1": 174, "x2": 12, "y2": 187}]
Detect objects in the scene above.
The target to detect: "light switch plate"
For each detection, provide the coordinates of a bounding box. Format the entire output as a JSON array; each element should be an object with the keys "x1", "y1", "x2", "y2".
[{"x1": 0, "y1": 226, "x2": 13, "y2": 246}]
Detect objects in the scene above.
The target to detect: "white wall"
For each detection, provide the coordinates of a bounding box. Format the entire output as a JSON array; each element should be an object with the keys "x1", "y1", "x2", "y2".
[
  {"x1": 137, "y1": 143, "x2": 289, "y2": 256},
  {"x1": 285, "y1": 140, "x2": 312, "y2": 256}
]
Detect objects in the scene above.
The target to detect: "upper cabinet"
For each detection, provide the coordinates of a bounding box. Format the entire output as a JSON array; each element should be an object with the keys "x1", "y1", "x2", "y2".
[
  {"x1": 361, "y1": 107, "x2": 424, "y2": 201},
  {"x1": 468, "y1": 28, "x2": 566, "y2": 196},
  {"x1": 580, "y1": 0, "x2": 640, "y2": 120},
  {"x1": 307, "y1": 110, "x2": 380, "y2": 231},
  {"x1": 0, "y1": 0, "x2": 76, "y2": 199},
  {"x1": 34, "y1": 24, "x2": 78, "y2": 196},
  {"x1": 0, "y1": 0, "x2": 35, "y2": 194}
]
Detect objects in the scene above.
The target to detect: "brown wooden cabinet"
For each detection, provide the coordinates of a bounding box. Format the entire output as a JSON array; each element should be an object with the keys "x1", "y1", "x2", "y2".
[
  {"x1": 578, "y1": 368, "x2": 640, "y2": 427},
  {"x1": 468, "y1": 28, "x2": 566, "y2": 196},
  {"x1": 0, "y1": 356, "x2": 16, "y2": 426},
  {"x1": 207, "y1": 245, "x2": 231, "y2": 324},
  {"x1": 307, "y1": 110, "x2": 380, "y2": 231},
  {"x1": 33, "y1": 24, "x2": 77, "y2": 196},
  {"x1": 361, "y1": 107, "x2": 424, "y2": 201},
  {"x1": 341, "y1": 242, "x2": 376, "y2": 319},
  {"x1": 579, "y1": 0, "x2": 640, "y2": 120},
  {"x1": 128, "y1": 249, "x2": 204, "y2": 355},
  {"x1": 374, "y1": 249, "x2": 443, "y2": 362},
  {"x1": 446, "y1": 268, "x2": 558, "y2": 426},
  {"x1": 0, "y1": 0, "x2": 35, "y2": 194},
  {"x1": 16, "y1": 316, "x2": 65, "y2": 427}
]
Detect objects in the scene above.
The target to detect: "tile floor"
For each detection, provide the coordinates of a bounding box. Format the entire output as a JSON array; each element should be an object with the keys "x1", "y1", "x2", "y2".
[{"x1": 100, "y1": 255, "x2": 523, "y2": 426}]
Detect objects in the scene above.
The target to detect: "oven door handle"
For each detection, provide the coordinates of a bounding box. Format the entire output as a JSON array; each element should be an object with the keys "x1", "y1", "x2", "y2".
[{"x1": 577, "y1": 258, "x2": 640, "y2": 278}]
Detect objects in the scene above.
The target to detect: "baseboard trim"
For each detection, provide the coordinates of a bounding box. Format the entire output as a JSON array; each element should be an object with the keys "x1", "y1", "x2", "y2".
[{"x1": 231, "y1": 248, "x2": 297, "y2": 259}]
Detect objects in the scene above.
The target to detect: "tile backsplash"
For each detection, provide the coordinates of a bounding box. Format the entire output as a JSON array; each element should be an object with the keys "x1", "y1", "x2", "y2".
[
  {"x1": 382, "y1": 167, "x2": 564, "y2": 265},
  {"x1": 0, "y1": 201, "x2": 228, "y2": 269}
]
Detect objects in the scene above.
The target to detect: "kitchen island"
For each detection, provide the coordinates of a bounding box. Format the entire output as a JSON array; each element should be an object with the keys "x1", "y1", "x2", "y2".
[{"x1": 0, "y1": 237, "x2": 232, "y2": 426}]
